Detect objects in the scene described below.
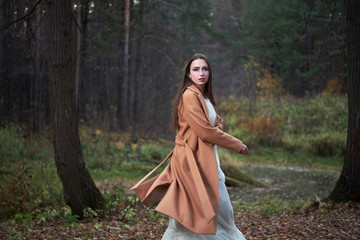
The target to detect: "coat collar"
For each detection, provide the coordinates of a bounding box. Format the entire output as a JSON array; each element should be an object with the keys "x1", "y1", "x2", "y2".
[
  {"x1": 187, "y1": 84, "x2": 202, "y2": 95},
  {"x1": 187, "y1": 84, "x2": 210, "y2": 122}
]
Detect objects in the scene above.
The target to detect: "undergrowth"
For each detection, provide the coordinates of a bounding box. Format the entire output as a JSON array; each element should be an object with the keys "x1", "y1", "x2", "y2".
[
  {"x1": 219, "y1": 93, "x2": 346, "y2": 168},
  {"x1": 0, "y1": 126, "x2": 171, "y2": 221},
  {"x1": 0, "y1": 93, "x2": 347, "y2": 222}
]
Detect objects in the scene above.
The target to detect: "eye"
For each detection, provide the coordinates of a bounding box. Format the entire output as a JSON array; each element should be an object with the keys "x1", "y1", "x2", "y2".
[
  {"x1": 192, "y1": 67, "x2": 199, "y2": 71},
  {"x1": 203, "y1": 67, "x2": 209, "y2": 71}
]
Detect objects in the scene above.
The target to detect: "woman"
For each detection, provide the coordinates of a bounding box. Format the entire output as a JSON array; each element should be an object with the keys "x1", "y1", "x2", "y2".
[{"x1": 130, "y1": 53, "x2": 248, "y2": 239}]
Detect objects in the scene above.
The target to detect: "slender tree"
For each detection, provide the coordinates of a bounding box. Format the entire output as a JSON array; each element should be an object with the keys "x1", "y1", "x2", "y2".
[
  {"x1": 46, "y1": 0, "x2": 104, "y2": 217},
  {"x1": 133, "y1": 0, "x2": 145, "y2": 126},
  {"x1": 0, "y1": 0, "x2": 3, "y2": 124},
  {"x1": 328, "y1": 0, "x2": 360, "y2": 202},
  {"x1": 31, "y1": 0, "x2": 43, "y2": 133},
  {"x1": 119, "y1": 0, "x2": 130, "y2": 129},
  {"x1": 78, "y1": 0, "x2": 89, "y2": 121}
]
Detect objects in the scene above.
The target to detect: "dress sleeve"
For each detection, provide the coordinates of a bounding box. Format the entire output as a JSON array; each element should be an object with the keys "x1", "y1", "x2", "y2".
[{"x1": 182, "y1": 91, "x2": 243, "y2": 153}]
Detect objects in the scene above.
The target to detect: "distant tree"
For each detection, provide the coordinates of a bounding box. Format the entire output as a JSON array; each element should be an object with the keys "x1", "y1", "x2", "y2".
[
  {"x1": 0, "y1": 0, "x2": 3, "y2": 125},
  {"x1": 328, "y1": 0, "x2": 360, "y2": 202},
  {"x1": 133, "y1": 0, "x2": 145, "y2": 126},
  {"x1": 31, "y1": 0, "x2": 44, "y2": 133},
  {"x1": 118, "y1": 0, "x2": 130, "y2": 129},
  {"x1": 46, "y1": 0, "x2": 104, "y2": 217},
  {"x1": 228, "y1": 0, "x2": 345, "y2": 96}
]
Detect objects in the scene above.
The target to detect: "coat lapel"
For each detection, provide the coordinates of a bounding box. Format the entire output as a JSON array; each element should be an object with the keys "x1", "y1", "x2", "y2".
[{"x1": 187, "y1": 85, "x2": 210, "y2": 123}]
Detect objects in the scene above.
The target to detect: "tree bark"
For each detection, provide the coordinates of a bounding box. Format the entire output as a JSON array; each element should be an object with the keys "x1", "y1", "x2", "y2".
[
  {"x1": 81, "y1": 1, "x2": 90, "y2": 119},
  {"x1": 329, "y1": 0, "x2": 360, "y2": 202},
  {"x1": 133, "y1": 0, "x2": 145, "y2": 126},
  {"x1": 47, "y1": 0, "x2": 104, "y2": 217},
  {"x1": 119, "y1": 0, "x2": 130, "y2": 129},
  {"x1": 105, "y1": 57, "x2": 114, "y2": 130},
  {"x1": 75, "y1": 3, "x2": 81, "y2": 109},
  {"x1": 1, "y1": 0, "x2": 14, "y2": 123},
  {"x1": 32, "y1": 0, "x2": 42, "y2": 133},
  {"x1": 0, "y1": 0, "x2": 3, "y2": 124}
]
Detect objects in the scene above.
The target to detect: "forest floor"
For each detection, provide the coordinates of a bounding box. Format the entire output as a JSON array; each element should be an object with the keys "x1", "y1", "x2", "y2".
[{"x1": 1, "y1": 200, "x2": 359, "y2": 240}]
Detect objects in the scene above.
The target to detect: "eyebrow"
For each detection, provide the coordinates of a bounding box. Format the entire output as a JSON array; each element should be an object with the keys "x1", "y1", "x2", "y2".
[{"x1": 192, "y1": 66, "x2": 208, "y2": 69}]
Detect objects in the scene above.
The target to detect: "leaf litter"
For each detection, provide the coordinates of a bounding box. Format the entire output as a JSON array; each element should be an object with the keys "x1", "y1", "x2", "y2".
[{"x1": 0, "y1": 201, "x2": 359, "y2": 239}]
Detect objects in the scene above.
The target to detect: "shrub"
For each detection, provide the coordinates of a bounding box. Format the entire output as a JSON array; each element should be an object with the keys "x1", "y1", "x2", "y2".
[
  {"x1": 82, "y1": 130, "x2": 124, "y2": 171},
  {"x1": 219, "y1": 94, "x2": 347, "y2": 156},
  {"x1": 0, "y1": 161, "x2": 65, "y2": 220},
  {"x1": 307, "y1": 132, "x2": 346, "y2": 157},
  {"x1": 229, "y1": 115, "x2": 284, "y2": 148},
  {"x1": 0, "y1": 126, "x2": 25, "y2": 164},
  {"x1": 30, "y1": 162, "x2": 65, "y2": 210},
  {"x1": 322, "y1": 77, "x2": 343, "y2": 96},
  {"x1": 0, "y1": 166, "x2": 34, "y2": 219}
]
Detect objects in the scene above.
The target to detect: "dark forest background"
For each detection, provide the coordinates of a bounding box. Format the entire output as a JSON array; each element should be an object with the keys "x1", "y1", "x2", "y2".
[
  {"x1": 2, "y1": 1, "x2": 360, "y2": 236},
  {"x1": 0, "y1": 0, "x2": 345, "y2": 137}
]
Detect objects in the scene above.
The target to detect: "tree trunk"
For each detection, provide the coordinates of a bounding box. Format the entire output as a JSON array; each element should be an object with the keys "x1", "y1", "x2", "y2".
[
  {"x1": 0, "y1": 0, "x2": 3, "y2": 124},
  {"x1": 32, "y1": 0, "x2": 42, "y2": 133},
  {"x1": 119, "y1": 0, "x2": 130, "y2": 129},
  {"x1": 133, "y1": 0, "x2": 145, "y2": 126},
  {"x1": 78, "y1": 0, "x2": 89, "y2": 122},
  {"x1": 105, "y1": 58, "x2": 114, "y2": 130},
  {"x1": 328, "y1": 0, "x2": 360, "y2": 202},
  {"x1": 1, "y1": 0, "x2": 14, "y2": 123},
  {"x1": 46, "y1": 0, "x2": 104, "y2": 217},
  {"x1": 75, "y1": 3, "x2": 81, "y2": 109}
]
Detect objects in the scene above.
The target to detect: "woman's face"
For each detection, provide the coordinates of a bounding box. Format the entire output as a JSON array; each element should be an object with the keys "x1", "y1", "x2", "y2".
[{"x1": 188, "y1": 59, "x2": 209, "y2": 88}]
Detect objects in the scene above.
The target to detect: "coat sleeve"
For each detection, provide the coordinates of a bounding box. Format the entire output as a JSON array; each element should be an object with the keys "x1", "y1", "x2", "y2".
[
  {"x1": 182, "y1": 91, "x2": 243, "y2": 153},
  {"x1": 215, "y1": 114, "x2": 224, "y2": 131}
]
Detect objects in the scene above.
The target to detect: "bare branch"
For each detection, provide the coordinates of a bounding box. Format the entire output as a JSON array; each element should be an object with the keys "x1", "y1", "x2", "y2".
[{"x1": 0, "y1": 0, "x2": 42, "y2": 31}]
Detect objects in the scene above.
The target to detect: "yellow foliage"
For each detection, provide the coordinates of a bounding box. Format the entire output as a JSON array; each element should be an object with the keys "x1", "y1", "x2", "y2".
[
  {"x1": 95, "y1": 129, "x2": 102, "y2": 135},
  {"x1": 322, "y1": 77, "x2": 342, "y2": 96},
  {"x1": 242, "y1": 57, "x2": 286, "y2": 102},
  {"x1": 114, "y1": 141, "x2": 124, "y2": 149},
  {"x1": 243, "y1": 56, "x2": 261, "y2": 78},
  {"x1": 243, "y1": 56, "x2": 260, "y2": 71},
  {"x1": 241, "y1": 114, "x2": 284, "y2": 136},
  {"x1": 257, "y1": 72, "x2": 283, "y2": 102}
]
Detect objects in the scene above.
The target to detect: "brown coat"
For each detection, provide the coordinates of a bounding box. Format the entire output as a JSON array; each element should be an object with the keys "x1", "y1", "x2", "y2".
[{"x1": 130, "y1": 84, "x2": 244, "y2": 235}]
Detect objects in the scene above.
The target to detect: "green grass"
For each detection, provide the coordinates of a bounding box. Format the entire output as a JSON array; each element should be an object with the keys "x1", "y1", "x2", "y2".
[
  {"x1": 220, "y1": 147, "x2": 343, "y2": 170},
  {"x1": 90, "y1": 161, "x2": 166, "y2": 181}
]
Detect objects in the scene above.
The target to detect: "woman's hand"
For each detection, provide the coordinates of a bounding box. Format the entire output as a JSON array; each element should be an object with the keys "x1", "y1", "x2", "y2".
[{"x1": 240, "y1": 144, "x2": 248, "y2": 155}]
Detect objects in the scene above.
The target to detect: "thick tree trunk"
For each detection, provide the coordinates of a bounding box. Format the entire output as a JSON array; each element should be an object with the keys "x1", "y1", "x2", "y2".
[
  {"x1": 47, "y1": 0, "x2": 104, "y2": 216},
  {"x1": 75, "y1": 4, "x2": 81, "y2": 109},
  {"x1": 328, "y1": 0, "x2": 360, "y2": 202}
]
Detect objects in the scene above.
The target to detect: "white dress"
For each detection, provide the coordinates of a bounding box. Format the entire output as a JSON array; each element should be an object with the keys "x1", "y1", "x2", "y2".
[{"x1": 161, "y1": 98, "x2": 246, "y2": 240}]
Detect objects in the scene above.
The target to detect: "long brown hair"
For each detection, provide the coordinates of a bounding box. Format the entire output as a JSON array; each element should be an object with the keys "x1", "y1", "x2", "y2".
[{"x1": 170, "y1": 53, "x2": 216, "y2": 130}]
